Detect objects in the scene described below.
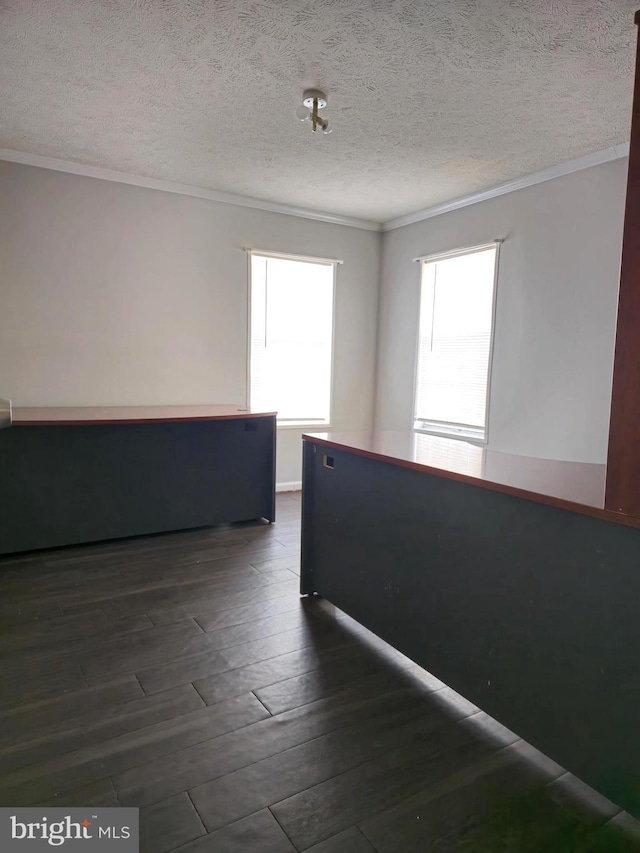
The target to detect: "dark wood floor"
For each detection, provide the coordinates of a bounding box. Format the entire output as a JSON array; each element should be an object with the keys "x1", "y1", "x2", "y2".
[{"x1": 1, "y1": 492, "x2": 639, "y2": 852}]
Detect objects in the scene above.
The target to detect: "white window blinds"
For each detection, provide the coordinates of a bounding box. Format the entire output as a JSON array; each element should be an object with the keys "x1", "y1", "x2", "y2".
[
  {"x1": 249, "y1": 253, "x2": 335, "y2": 425},
  {"x1": 414, "y1": 244, "x2": 498, "y2": 441}
]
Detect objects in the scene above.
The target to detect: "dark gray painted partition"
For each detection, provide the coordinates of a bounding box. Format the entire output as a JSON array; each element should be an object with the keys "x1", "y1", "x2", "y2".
[
  {"x1": 0, "y1": 416, "x2": 276, "y2": 554},
  {"x1": 301, "y1": 439, "x2": 640, "y2": 818}
]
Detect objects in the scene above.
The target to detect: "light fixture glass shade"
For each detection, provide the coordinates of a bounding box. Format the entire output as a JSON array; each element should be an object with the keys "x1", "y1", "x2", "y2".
[
  {"x1": 322, "y1": 120, "x2": 332, "y2": 134},
  {"x1": 296, "y1": 106, "x2": 310, "y2": 122}
]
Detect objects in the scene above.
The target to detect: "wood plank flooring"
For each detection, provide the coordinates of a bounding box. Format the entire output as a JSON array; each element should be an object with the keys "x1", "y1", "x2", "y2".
[{"x1": 1, "y1": 492, "x2": 639, "y2": 851}]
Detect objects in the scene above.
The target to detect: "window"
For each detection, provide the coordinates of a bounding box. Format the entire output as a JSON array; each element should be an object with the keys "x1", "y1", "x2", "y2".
[
  {"x1": 249, "y1": 251, "x2": 336, "y2": 426},
  {"x1": 412, "y1": 432, "x2": 485, "y2": 477},
  {"x1": 414, "y1": 243, "x2": 499, "y2": 442}
]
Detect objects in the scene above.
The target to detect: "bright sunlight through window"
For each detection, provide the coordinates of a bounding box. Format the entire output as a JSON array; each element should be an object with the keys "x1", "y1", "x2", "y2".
[
  {"x1": 249, "y1": 252, "x2": 336, "y2": 426},
  {"x1": 414, "y1": 243, "x2": 499, "y2": 442}
]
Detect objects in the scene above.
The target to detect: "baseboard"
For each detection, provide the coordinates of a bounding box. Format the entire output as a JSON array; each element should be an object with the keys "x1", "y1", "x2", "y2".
[{"x1": 276, "y1": 481, "x2": 302, "y2": 493}]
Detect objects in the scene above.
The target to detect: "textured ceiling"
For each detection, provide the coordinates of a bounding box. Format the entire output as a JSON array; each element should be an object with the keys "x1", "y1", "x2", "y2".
[{"x1": 0, "y1": 0, "x2": 637, "y2": 222}]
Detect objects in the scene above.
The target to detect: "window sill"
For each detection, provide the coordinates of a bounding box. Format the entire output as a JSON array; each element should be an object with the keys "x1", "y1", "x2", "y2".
[
  {"x1": 277, "y1": 422, "x2": 332, "y2": 430},
  {"x1": 413, "y1": 424, "x2": 486, "y2": 445}
]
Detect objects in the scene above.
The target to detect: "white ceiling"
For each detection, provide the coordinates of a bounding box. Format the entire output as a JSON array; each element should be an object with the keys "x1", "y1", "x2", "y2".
[{"x1": 0, "y1": 0, "x2": 637, "y2": 223}]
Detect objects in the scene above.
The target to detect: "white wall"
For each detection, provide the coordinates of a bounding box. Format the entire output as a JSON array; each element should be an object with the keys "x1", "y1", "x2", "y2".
[
  {"x1": 375, "y1": 158, "x2": 627, "y2": 463},
  {"x1": 1, "y1": 156, "x2": 627, "y2": 483},
  {"x1": 0, "y1": 161, "x2": 381, "y2": 486}
]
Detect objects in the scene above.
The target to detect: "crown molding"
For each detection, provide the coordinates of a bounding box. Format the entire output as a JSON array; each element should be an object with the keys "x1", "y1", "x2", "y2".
[
  {"x1": 381, "y1": 142, "x2": 630, "y2": 232},
  {"x1": 0, "y1": 148, "x2": 382, "y2": 232},
  {"x1": 0, "y1": 142, "x2": 631, "y2": 235}
]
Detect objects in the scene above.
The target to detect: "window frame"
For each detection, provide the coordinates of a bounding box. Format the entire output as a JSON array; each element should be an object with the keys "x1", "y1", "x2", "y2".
[
  {"x1": 411, "y1": 241, "x2": 500, "y2": 445},
  {"x1": 246, "y1": 249, "x2": 339, "y2": 429}
]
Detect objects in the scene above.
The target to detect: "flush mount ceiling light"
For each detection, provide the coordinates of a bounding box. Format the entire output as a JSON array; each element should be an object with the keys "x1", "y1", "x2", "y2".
[{"x1": 296, "y1": 89, "x2": 332, "y2": 134}]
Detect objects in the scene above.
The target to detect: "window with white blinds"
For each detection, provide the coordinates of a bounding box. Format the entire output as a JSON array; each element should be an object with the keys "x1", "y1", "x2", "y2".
[
  {"x1": 249, "y1": 252, "x2": 336, "y2": 426},
  {"x1": 414, "y1": 243, "x2": 498, "y2": 441}
]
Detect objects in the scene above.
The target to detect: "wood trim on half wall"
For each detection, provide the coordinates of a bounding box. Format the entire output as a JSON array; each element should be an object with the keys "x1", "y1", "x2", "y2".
[{"x1": 605, "y1": 10, "x2": 640, "y2": 518}]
